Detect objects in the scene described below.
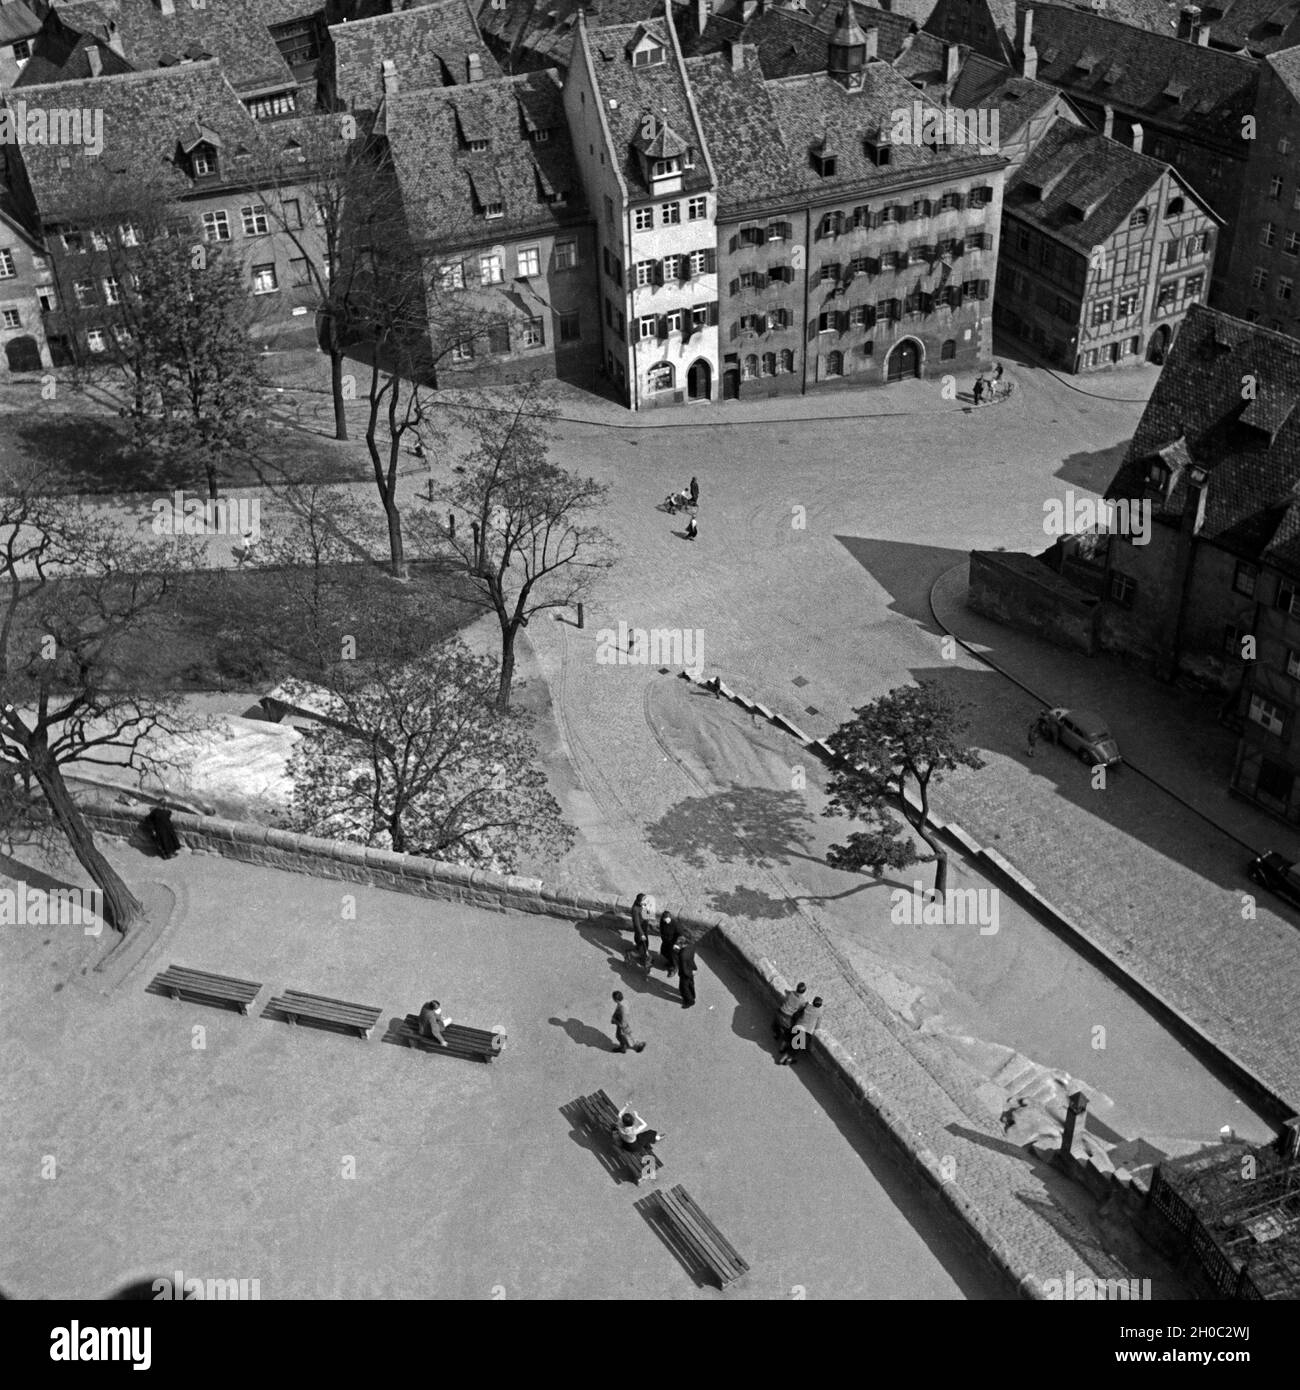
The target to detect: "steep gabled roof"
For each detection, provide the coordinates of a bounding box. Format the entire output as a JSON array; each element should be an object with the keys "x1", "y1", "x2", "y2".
[
  {"x1": 582, "y1": 13, "x2": 713, "y2": 196},
  {"x1": 946, "y1": 50, "x2": 1073, "y2": 141},
  {"x1": 1005, "y1": 117, "x2": 1211, "y2": 251},
  {"x1": 0, "y1": 1, "x2": 40, "y2": 47},
  {"x1": 1020, "y1": 5, "x2": 1258, "y2": 147},
  {"x1": 1106, "y1": 305, "x2": 1300, "y2": 570},
  {"x1": 383, "y1": 67, "x2": 584, "y2": 246},
  {"x1": 684, "y1": 47, "x2": 793, "y2": 208},
  {"x1": 330, "y1": 0, "x2": 501, "y2": 110}
]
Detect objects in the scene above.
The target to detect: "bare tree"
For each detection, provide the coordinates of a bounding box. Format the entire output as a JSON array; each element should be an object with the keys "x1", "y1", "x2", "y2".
[
  {"x1": 0, "y1": 472, "x2": 196, "y2": 935},
  {"x1": 420, "y1": 381, "x2": 614, "y2": 709}
]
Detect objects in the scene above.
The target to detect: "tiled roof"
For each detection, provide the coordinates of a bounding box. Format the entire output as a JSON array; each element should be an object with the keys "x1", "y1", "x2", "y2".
[
  {"x1": 46, "y1": 0, "x2": 303, "y2": 94},
  {"x1": 382, "y1": 68, "x2": 584, "y2": 245},
  {"x1": 1270, "y1": 41, "x2": 1300, "y2": 100},
  {"x1": 764, "y1": 58, "x2": 1007, "y2": 197},
  {"x1": 1005, "y1": 118, "x2": 1192, "y2": 250},
  {"x1": 684, "y1": 48, "x2": 793, "y2": 207},
  {"x1": 330, "y1": 0, "x2": 501, "y2": 110},
  {"x1": 13, "y1": 28, "x2": 134, "y2": 86},
  {"x1": 582, "y1": 15, "x2": 713, "y2": 196},
  {"x1": 1020, "y1": 4, "x2": 1258, "y2": 143},
  {"x1": 1106, "y1": 305, "x2": 1300, "y2": 569},
  {"x1": 0, "y1": 1, "x2": 40, "y2": 47},
  {"x1": 1189, "y1": 0, "x2": 1300, "y2": 56},
  {"x1": 12, "y1": 62, "x2": 301, "y2": 219},
  {"x1": 476, "y1": 0, "x2": 673, "y2": 71},
  {"x1": 946, "y1": 50, "x2": 1069, "y2": 139}
]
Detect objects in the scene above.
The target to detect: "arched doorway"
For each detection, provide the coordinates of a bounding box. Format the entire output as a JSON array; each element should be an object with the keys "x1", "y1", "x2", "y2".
[
  {"x1": 4, "y1": 336, "x2": 41, "y2": 372},
  {"x1": 722, "y1": 365, "x2": 739, "y2": 400},
  {"x1": 1147, "y1": 326, "x2": 1170, "y2": 364},
  {"x1": 687, "y1": 358, "x2": 711, "y2": 400},
  {"x1": 886, "y1": 337, "x2": 922, "y2": 382}
]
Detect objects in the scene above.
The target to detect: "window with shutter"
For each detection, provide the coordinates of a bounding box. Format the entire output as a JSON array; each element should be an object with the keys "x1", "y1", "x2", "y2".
[
  {"x1": 707, "y1": 301, "x2": 719, "y2": 325},
  {"x1": 729, "y1": 234, "x2": 739, "y2": 253},
  {"x1": 730, "y1": 278, "x2": 740, "y2": 296},
  {"x1": 704, "y1": 249, "x2": 716, "y2": 274},
  {"x1": 756, "y1": 272, "x2": 767, "y2": 290},
  {"x1": 756, "y1": 314, "x2": 767, "y2": 334},
  {"x1": 730, "y1": 321, "x2": 739, "y2": 340},
  {"x1": 657, "y1": 315, "x2": 667, "y2": 341}
]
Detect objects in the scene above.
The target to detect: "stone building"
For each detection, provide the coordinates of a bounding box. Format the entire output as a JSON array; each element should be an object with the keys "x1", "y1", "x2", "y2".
[
  {"x1": 381, "y1": 66, "x2": 599, "y2": 385},
  {"x1": 1221, "y1": 46, "x2": 1300, "y2": 336},
  {"x1": 0, "y1": 187, "x2": 53, "y2": 373},
  {"x1": 997, "y1": 118, "x2": 1219, "y2": 370},
  {"x1": 1101, "y1": 304, "x2": 1300, "y2": 801},
  {"x1": 563, "y1": 10, "x2": 721, "y2": 406}
]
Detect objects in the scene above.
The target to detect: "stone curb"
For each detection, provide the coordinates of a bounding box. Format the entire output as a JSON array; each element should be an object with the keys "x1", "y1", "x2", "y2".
[
  {"x1": 82, "y1": 792, "x2": 1035, "y2": 1298},
  {"x1": 679, "y1": 666, "x2": 1295, "y2": 1127}
]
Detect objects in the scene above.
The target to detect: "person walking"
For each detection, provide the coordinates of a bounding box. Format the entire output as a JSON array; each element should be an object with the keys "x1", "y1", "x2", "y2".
[
  {"x1": 689, "y1": 476, "x2": 699, "y2": 507},
  {"x1": 773, "y1": 981, "x2": 808, "y2": 1041},
  {"x1": 658, "y1": 911, "x2": 680, "y2": 976},
  {"x1": 611, "y1": 990, "x2": 646, "y2": 1053},
  {"x1": 674, "y1": 939, "x2": 698, "y2": 1008},
  {"x1": 234, "y1": 529, "x2": 258, "y2": 567},
  {"x1": 779, "y1": 995, "x2": 823, "y2": 1065},
  {"x1": 972, "y1": 376, "x2": 986, "y2": 406},
  {"x1": 685, "y1": 515, "x2": 698, "y2": 541}
]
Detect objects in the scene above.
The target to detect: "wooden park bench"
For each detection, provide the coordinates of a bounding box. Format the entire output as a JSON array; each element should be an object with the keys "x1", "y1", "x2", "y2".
[
  {"x1": 573, "y1": 1089, "x2": 663, "y2": 1185},
  {"x1": 263, "y1": 988, "x2": 381, "y2": 1039},
  {"x1": 147, "y1": 964, "x2": 262, "y2": 1016},
  {"x1": 382, "y1": 1014, "x2": 506, "y2": 1063},
  {"x1": 645, "y1": 1184, "x2": 748, "y2": 1288}
]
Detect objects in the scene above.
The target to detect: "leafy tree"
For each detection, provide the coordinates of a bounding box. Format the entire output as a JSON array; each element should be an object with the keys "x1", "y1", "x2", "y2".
[
  {"x1": 134, "y1": 239, "x2": 267, "y2": 501},
  {"x1": 822, "y1": 680, "x2": 985, "y2": 896},
  {"x1": 0, "y1": 473, "x2": 194, "y2": 935},
  {"x1": 282, "y1": 642, "x2": 573, "y2": 871},
  {"x1": 425, "y1": 382, "x2": 614, "y2": 709}
]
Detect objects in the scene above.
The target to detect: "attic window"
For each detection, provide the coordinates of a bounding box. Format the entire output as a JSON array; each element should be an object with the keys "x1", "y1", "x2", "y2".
[
  {"x1": 1164, "y1": 197, "x2": 1185, "y2": 217},
  {"x1": 1102, "y1": 65, "x2": 1123, "y2": 85},
  {"x1": 632, "y1": 42, "x2": 666, "y2": 67},
  {"x1": 484, "y1": 201, "x2": 504, "y2": 220},
  {"x1": 652, "y1": 157, "x2": 680, "y2": 178},
  {"x1": 1163, "y1": 80, "x2": 1189, "y2": 102},
  {"x1": 190, "y1": 144, "x2": 217, "y2": 176},
  {"x1": 864, "y1": 136, "x2": 891, "y2": 166},
  {"x1": 469, "y1": 139, "x2": 490, "y2": 153},
  {"x1": 530, "y1": 127, "x2": 551, "y2": 143},
  {"x1": 812, "y1": 150, "x2": 837, "y2": 176},
  {"x1": 1074, "y1": 51, "x2": 1100, "y2": 73}
]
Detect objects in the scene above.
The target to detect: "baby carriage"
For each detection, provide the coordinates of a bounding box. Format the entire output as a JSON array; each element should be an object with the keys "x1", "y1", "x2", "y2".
[{"x1": 664, "y1": 488, "x2": 691, "y2": 514}]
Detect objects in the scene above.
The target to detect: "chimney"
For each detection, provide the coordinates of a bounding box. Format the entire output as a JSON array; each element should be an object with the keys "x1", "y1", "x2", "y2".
[
  {"x1": 1021, "y1": 42, "x2": 1037, "y2": 81},
  {"x1": 945, "y1": 42, "x2": 960, "y2": 85},
  {"x1": 156, "y1": 0, "x2": 175, "y2": 15},
  {"x1": 864, "y1": 27, "x2": 878, "y2": 60},
  {"x1": 1130, "y1": 120, "x2": 1143, "y2": 154},
  {"x1": 467, "y1": 52, "x2": 483, "y2": 82},
  {"x1": 1017, "y1": 6, "x2": 1033, "y2": 54},
  {"x1": 105, "y1": 21, "x2": 126, "y2": 58},
  {"x1": 730, "y1": 39, "x2": 745, "y2": 72},
  {"x1": 1197, "y1": 22, "x2": 1211, "y2": 43},
  {"x1": 742, "y1": 0, "x2": 758, "y2": 18},
  {"x1": 87, "y1": 46, "x2": 102, "y2": 77},
  {"x1": 696, "y1": 0, "x2": 708, "y2": 36},
  {"x1": 1102, "y1": 103, "x2": 1114, "y2": 139},
  {"x1": 1177, "y1": 4, "x2": 1201, "y2": 39},
  {"x1": 381, "y1": 58, "x2": 398, "y2": 95}
]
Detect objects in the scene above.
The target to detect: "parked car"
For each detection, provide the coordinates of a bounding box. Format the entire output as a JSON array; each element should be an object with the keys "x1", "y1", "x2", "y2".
[
  {"x1": 1247, "y1": 851, "x2": 1300, "y2": 910},
  {"x1": 1037, "y1": 708, "x2": 1122, "y2": 767}
]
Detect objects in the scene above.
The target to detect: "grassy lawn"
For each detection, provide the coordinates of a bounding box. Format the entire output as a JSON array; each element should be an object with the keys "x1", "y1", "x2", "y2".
[
  {"x1": 95, "y1": 559, "x2": 484, "y2": 692},
  {"x1": 0, "y1": 372, "x2": 401, "y2": 496}
]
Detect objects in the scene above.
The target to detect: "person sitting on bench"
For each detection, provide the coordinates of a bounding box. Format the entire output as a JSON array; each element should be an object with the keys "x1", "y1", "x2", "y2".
[
  {"x1": 419, "y1": 999, "x2": 452, "y2": 1045},
  {"x1": 613, "y1": 1107, "x2": 662, "y2": 1153}
]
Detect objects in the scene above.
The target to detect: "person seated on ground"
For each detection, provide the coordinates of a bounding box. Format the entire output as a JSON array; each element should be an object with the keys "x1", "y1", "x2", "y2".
[
  {"x1": 613, "y1": 1108, "x2": 662, "y2": 1152},
  {"x1": 778, "y1": 995, "x2": 824, "y2": 1066},
  {"x1": 773, "y1": 981, "x2": 808, "y2": 1039},
  {"x1": 419, "y1": 999, "x2": 452, "y2": 1045}
]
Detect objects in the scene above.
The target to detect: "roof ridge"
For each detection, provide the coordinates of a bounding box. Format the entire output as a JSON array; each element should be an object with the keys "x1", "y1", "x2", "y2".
[{"x1": 1027, "y1": 1, "x2": 1262, "y2": 65}]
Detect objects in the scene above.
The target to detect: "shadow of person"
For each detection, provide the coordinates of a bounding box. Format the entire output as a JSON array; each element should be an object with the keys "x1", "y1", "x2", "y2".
[{"x1": 549, "y1": 1016, "x2": 618, "y2": 1051}]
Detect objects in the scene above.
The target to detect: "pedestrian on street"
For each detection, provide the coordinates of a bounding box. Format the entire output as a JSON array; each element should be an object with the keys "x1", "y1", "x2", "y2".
[
  {"x1": 773, "y1": 981, "x2": 808, "y2": 1040},
  {"x1": 658, "y1": 911, "x2": 680, "y2": 976},
  {"x1": 234, "y1": 529, "x2": 258, "y2": 567},
  {"x1": 685, "y1": 515, "x2": 698, "y2": 541},
  {"x1": 972, "y1": 376, "x2": 986, "y2": 406},
  {"x1": 611, "y1": 991, "x2": 646, "y2": 1053},
  {"x1": 689, "y1": 476, "x2": 699, "y2": 507},
  {"x1": 993, "y1": 361, "x2": 1004, "y2": 385},
  {"x1": 779, "y1": 995, "x2": 823, "y2": 1065},
  {"x1": 1027, "y1": 718, "x2": 1039, "y2": 758},
  {"x1": 629, "y1": 892, "x2": 652, "y2": 974},
  {"x1": 674, "y1": 939, "x2": 698, "y2": 1008}
]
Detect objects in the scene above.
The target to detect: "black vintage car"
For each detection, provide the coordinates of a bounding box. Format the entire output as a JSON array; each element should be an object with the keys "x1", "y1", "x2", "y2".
[{"x1": 1247, "y1": 851, "x2": 1300, "y2": 910}]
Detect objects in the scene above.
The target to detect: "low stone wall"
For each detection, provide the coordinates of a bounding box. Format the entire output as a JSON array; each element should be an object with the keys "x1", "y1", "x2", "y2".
[
  {"x1": 968, "y1": 549, "x2": 1100, "y2": 655},
  {"x1": 86, "y1": 794, "x2": 1033, "y2": 1298}
]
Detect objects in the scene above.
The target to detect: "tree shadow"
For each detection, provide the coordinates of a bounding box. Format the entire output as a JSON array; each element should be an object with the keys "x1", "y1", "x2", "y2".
[
  {"x1": 705, "y1": 883, "x2": 801, "y2": 920},
  {"x1": 643, "y1": 785, "x2": 819, "y2": 871},
  {"x1": 548, "y1": 1016, "x2": 615, "y2": 1051}
]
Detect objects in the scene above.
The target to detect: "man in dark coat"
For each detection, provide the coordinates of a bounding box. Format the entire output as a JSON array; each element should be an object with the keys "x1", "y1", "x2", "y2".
[
  {"x1": 658, "y1": 911, "x2": 680, "y2": 976},
  {"x1": 628, "y1": 892, "x2": 652, "y2": 974},
  {"x1": 689, "y1": 476, "x2": 699, "y2": 506},
  {"x1": 674, "y1": 939, "x2": 697, "y2": 1007}
]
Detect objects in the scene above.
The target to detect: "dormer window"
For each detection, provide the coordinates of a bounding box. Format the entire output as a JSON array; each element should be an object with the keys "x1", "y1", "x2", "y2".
[
  {"x1": 864, "y1": 136, "x2": 891, "y2": 167},
  {"x1": 190, "y1": 144, "x2": 217, "y2": 178},
  {"x1": 485, "y1": 201, "x2": 504, "y2": 220},
  {"x1": 633, "y1": 42, "x2": 666, "y2": 67},
  {"x1": 469, "y1": 139, "x2": 490, "y2": 153},
  {"x1": 812, "y1": 150, "x2": 837, "y2": 177},
  {"x1": 1146, "y1": 460, "x2": 1169, "y2": 490},
  {"x1": 530, "y1": 128, "x2": 551, "y2": 144},
  {"x1": 652, "y1": 157, "x2": 680, "y2": 179}
]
